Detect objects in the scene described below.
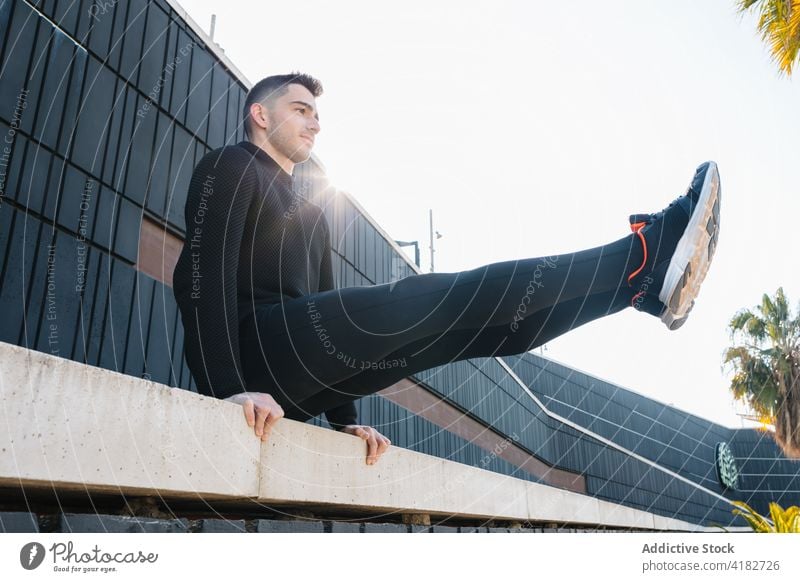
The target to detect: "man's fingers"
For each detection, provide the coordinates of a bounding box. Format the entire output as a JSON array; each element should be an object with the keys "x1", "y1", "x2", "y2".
[
  {"x1": 371, "y1": 436, "x2": 390, "y2": 465},
  {"x1": 366, "y1": 434, "x2": 379, "y2": 465},
  {"x1": 261, "y1": 404, "x2": 284, "y2": 441},
  {"x1": 264, "y1": 404, "x2": 284, "y2": 430},
  {"x1": 230, "y1": 393, "x2": 285, "y2": 440},
  {"x1": 243, "y1": 399, "x2": 256, "y2": 428},
  {"x1": 254, "y1": 404, "x2": 269, "y2": 437}
]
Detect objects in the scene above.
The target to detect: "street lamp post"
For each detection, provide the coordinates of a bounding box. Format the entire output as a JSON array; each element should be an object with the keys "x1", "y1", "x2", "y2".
[{"x1": 429, "y1": 208, "x2": 442, "y2": 273}]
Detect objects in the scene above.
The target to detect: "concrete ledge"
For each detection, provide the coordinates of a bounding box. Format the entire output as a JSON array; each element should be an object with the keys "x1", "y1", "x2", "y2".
[
  {"x1": 0, "y1": 342, "x2": 259, "y2": 499},
  {"x1": 0, "y1": 342, "x2": 735, "y2": 531},
  {"x1": 258, "y1": 424, "x2": 693, "y2": 530}
]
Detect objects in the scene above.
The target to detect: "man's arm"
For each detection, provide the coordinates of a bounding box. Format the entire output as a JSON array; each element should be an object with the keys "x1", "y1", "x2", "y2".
[
  {"x1": 317, "y1": 217, "x2": 360, "y2": 429},
  {"x1": 173, "y1": 147, "x2": 258, "y2": 400},
  {"x1": 325, "y1": 401, "x2": 359, "y2": 431},
  {"x1": 317, "y1": 215, "x2": 335, "y2": 294}
]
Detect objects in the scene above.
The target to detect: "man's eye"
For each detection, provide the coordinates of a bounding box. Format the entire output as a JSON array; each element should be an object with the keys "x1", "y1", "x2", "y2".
[{"x1": 297, "y1": 108, "x2": 306, "y2": 114}]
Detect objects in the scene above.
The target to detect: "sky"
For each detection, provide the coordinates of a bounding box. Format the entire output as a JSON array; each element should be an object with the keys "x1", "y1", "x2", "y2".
[{"x1": 180, "y1": 0, "x2": 799, "y2": 428}]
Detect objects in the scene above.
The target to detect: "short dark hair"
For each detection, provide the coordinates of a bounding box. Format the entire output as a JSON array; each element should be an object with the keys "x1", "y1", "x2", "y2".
[{"x1": 242, "y1": 72, "x2": 323, "y2": 138}]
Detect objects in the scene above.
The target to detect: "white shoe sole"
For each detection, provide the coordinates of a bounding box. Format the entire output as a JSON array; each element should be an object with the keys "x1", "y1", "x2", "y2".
[{"x1": 658, "y1": 162, "x2": 721, "y2": 330}]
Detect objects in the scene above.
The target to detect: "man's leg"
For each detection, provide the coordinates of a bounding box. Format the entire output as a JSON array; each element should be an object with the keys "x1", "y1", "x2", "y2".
[
  {"x1": 239, "y1": 227, "x2": 647, "y2": 408},
  {"x1": 279, "y1": 288, "x2": 633, "y2": 422},
  {"x1": 240, "y1": 233, "x2": 644, "y2": 410},
  {"x1": 236, "y1": 161, "x2": 717, "y2": 418}
]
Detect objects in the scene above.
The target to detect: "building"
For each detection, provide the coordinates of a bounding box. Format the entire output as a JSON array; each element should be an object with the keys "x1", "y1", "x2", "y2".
[{"x1": 0, "y1": 0, "x2": 797, "y2": 532}]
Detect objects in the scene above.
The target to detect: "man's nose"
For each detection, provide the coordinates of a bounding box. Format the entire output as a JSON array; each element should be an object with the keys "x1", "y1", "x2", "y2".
[{"x1": 309, "y1": 118, "x2": 321, "y2": 133}]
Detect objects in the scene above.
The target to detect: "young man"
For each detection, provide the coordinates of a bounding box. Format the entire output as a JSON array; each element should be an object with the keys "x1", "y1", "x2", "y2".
[{"x1": 172, "y1": 73, "x2": 721, "y2": 467}]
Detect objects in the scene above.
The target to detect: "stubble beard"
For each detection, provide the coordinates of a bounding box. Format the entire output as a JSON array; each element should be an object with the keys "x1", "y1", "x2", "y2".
[{"x1": 267, "y1": 112, "x2": 311, "y2": 164}]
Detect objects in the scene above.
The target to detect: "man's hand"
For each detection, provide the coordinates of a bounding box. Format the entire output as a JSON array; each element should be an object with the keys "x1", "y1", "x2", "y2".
[
  {"x1": 339, "y1": 425, "x2": 391, "y2": 465},
  {"x1": 223, "y1": 392, "x2": 284, "y2": 442}
]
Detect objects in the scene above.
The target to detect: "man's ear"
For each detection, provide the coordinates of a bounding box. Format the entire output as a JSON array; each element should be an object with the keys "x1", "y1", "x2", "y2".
[{"x1": 249, "y1": 101, "x2": 270, "y2": 133}]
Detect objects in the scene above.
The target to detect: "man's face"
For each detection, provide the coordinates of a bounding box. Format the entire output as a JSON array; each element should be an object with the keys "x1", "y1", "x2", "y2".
[{"x1": 259, "y1": 83, "x2": 321, "y2": 164}]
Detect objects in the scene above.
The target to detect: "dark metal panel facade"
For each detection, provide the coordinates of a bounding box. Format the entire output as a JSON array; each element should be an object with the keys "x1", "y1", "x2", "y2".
[
  {"x1": 501, "y1": 352, "x2": 800, "y2": 521},
  {"x1": 409, "y1": 356, "x2": 736, "y2": 525}
]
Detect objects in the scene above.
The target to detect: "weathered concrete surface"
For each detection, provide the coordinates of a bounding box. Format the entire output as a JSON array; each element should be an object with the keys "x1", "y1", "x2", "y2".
[
  {"x1": 257, "y1": 422, "x2": 719, "y2": 531},
  {"x1": 0, "y1": 342, "x2": 259, "y2": 499},
  {"x1": 0, "y1": 341, "x2": 739, "y2": 532}
]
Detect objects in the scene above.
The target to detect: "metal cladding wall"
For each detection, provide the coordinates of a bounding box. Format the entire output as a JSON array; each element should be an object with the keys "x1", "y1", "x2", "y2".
[
  {"x1": 501, "y1": 352, "x2": 800, "y2": 521},
  {"x1": 409, "y1": 356, "x2": 732, "y2": 526},
  {"x1": 0, "y1": 0, "x2": 791, "y2": 528},
  {"x1": 729, "y1": 429, "x2": 800, "y2": 509},
  {"x1": 0, "y1": 0, "x2": 239, "y2": 392}
]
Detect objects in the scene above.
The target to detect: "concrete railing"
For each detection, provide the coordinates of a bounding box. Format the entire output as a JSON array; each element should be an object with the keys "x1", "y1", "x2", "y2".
[{"x1": 0, "y1": 341, "x2": 740, "y2": 531}]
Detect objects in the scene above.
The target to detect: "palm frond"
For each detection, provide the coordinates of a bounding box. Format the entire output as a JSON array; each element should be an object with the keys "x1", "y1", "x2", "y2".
[
  {"x1": 737, "y1": 0, "x2": 800, "y2": 76},
  {"x1": 732, "y1": 500, "x2": 773, "y2": 531},
  {"x1": 733, "y1": 500, "x2": 800, "y2": 532},
  {"x1": 725, "y1": 288, "x2": 800, "y2": 457}
]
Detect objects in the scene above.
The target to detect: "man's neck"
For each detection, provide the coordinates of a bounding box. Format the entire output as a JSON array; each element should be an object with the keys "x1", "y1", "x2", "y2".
[{"x1": 247, "y1": 137, "x2": 294, "y2": 176}]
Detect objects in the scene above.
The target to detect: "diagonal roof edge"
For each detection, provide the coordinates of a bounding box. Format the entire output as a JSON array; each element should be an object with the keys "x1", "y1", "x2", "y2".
[{"x1": 165, "y1": 0, "x2": 252, "y2": 86}]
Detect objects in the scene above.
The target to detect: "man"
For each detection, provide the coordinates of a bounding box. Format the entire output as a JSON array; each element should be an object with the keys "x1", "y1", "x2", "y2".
[
  {"x1": 174, "y1": 73, "x2": 390, "y2": 465},
  {"x1": 173, "y1": 72, "x2": 720, "y2": 468}
]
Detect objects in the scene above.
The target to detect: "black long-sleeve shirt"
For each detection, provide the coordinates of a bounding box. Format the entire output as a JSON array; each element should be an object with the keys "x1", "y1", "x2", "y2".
[{"x1": 172, "y1": 140, "x2": 358, "y2": 429}]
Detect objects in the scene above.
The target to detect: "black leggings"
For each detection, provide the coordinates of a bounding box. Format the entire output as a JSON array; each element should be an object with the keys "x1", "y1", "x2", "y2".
[{"x1": 238, "y1": 232, "x2": 643, "y2": 422}]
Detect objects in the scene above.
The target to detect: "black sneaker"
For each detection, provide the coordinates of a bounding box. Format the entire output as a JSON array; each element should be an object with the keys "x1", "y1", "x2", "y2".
[
  {"x1": 629, "y1": 262, "x2": 692, "y2": 330},
  {"x1": 627, "y1": 161, "x2": 721, "y2": 330}
]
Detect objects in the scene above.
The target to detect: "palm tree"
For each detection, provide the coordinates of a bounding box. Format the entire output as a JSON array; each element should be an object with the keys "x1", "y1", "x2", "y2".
[
  {"x1": 736, "y1": 0, "x2": 800, "y2": 77},
  {"x1": 732, "y1": 500, "x2": 800, "y2": 532},
  {"x1": 723, "y1": 287, "x2": 800, "y2": 458}
]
